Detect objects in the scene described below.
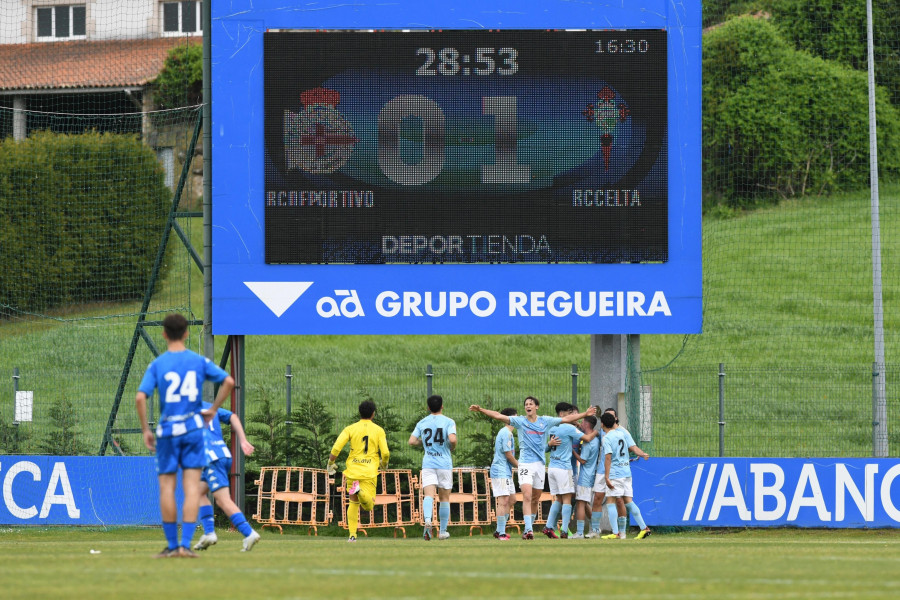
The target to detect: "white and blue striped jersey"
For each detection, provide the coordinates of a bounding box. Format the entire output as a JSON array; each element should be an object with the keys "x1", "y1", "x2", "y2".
[
  {"x1": 490, "y1": 427, "x2": 516, "y2": 478},
  {"x1": 412, "y1": 414, "x2": 457, "y2": 470},
  {"x1": 138, "y1": 350, "x2": 229, "y2": 438},
  {"x1": 547, "y1": 423, "x2": 581, "y2": 470},
  {"x1": 577, "y1": 436, "x2": 600, "y2": 487},
  {"x1": 509, "y1": 415, "x2": 562, "y2": 464},
  {"x1": 201, "y1": 401, "x2": 233, "y2": 462}
]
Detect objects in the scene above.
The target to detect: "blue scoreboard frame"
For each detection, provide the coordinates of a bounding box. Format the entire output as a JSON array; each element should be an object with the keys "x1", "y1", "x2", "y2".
[{"x1": 211, "y1": 0, "x2": 702, "y2": 335}]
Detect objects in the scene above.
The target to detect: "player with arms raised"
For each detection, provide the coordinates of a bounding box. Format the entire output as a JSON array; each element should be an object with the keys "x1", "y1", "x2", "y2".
[
  {"x1": 470, "y1": 397, "x2": 596, "y2": 539},
  {"x1": 135, "y1": 313, "x2": 234, "y2": 558},
  {"x1": 328, "y1": 400, "x2": 390, "y2": 542},
  {"x1": 409, "y1": 395, "x2": 457, "y2": 540}
]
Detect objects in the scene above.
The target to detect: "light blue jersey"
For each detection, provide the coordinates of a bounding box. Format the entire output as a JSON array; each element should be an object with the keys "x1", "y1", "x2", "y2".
[
  {"x1": 577, "y1": 436, "x2": 600, "y2": 487},
  {"x1": 602, "y1": 428, "x2": 633, "y2": 479},
  {"x1": 490, "y1": 427, "x2": 516, "y2": 478},
  {"x1": 412, "y1": 414, "x2": 457, "y2": 470},
  {"x1": 138, "y1": 349, "x2": 229, "y2": 438},
  {"x1": 547, "y1": 423, "x2": 581, "y2": 469},
  {"x1": 201, "y1": 401, "x2": 233, "y2": 462},
  {"x1": 509, "y1": 415, "x2": 562, "y2": 464}
]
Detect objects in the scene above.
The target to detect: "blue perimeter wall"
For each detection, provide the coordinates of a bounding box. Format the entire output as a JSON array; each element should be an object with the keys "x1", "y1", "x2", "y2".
[{"x1": 2, "y1": 457, "x2": 898, "y2": 527}]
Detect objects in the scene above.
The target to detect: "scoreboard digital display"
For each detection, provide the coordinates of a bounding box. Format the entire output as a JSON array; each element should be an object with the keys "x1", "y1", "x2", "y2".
[{"x1": 264, "y1": 30, "x2": 668, "y2": 265}]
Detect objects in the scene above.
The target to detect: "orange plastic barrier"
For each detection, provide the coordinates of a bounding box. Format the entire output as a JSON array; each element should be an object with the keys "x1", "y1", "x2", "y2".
[
  {"x1": 338, "y1": 469, "x2": 418, "y2": 538},
  {"x1": 419, "y1": 468, "x2": 493, "y2": 535},
  {"x1": 504, "y1": 469, "x2": 555, "y2": 534},
  {"x1": 253, "y1": 466, "x2": 333, "y2": 535}
]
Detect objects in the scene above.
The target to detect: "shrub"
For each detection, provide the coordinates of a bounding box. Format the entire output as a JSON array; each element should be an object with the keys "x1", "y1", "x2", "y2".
[
  {"x1": 703, "y1": 16, "x2": 900, "y2": 207},
  {"x1": 0, "y1": 131, "x2": 170, "y2": 314},
  {"x1": 153, "y1": 43, "x2": 203, "y2": 110}
]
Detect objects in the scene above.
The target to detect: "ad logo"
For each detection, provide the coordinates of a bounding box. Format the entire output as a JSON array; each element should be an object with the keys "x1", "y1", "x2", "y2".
[{"x1": 316, "y1": 289, "x2": 365, "y2": 318}]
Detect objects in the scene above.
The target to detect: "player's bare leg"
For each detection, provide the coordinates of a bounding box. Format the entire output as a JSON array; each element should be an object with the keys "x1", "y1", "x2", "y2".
[{"x1": 520, "y1": 483, "x2": 535, "y2": 539}]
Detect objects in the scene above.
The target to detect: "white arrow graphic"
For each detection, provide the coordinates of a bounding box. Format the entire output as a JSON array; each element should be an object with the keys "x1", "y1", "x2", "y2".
[{"x1": 244, "y1": 281, "x2": 313, "y2": 317}]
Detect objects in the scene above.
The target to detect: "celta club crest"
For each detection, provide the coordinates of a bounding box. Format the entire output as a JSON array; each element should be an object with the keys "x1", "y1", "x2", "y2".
[
  {"x1": 284, "y1": 87, "x2": 358, "y2": 174},
  {"x1": 582, "y1": 85, "x2": 630, "y2": 171}
]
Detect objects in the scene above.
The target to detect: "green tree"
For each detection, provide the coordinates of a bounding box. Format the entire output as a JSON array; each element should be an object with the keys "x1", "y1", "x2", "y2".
[
  {"x1": 38, "y1": 397, "x2": 89, "y2": 455},
  {"x1": 703, "y1": 15, "x2": 900, "y2": 207},
  {"x1": 153, "y1": 43, "x2": 202, "y2": 110},
  {"x1": 244, "y1": 387, "x2": 291, "y2": 469},
  {"x1": 0, "y1": 412, "x2": 31, "y2": 454},
  {"x1": 290, "y1": 393, "x2": 337, "y2": 469}
]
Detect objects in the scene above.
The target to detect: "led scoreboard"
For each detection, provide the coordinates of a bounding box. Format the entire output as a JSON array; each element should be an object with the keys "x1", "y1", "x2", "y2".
[{"x1": 264, "y1": 30, "x2": 668, "y2": 265}]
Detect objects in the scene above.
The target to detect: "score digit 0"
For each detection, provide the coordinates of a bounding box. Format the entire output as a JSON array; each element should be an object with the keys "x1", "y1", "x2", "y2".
[{"x1": 376, "y1": 94, "x2": 531, "y2": 185}]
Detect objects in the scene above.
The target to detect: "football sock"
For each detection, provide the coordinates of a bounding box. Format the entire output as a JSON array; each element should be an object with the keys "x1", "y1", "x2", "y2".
[
  {"x1": 524, "y1": 514, "x2": 534, "y2": 532},
  {"x1": 439, "y1": 502, "x2": 450, "y2": 533},
  {"x1": 625, "y1": 501, "x2": 647, "y2": 529},
  {"x1": 180, "y1": 521, "x2": 197, "y2": 548},
  {"x1": 618, "y1": 516, "x2": 627, "y2": 534},
  {"x1": 198, "y1": 505, "x2": 215, "y2": 535},
  {"x1": 358, "y1": 485, "x2": 374, "y2": 512},
  {"x1": 497, "y1": 515, "x2": 507, "y2": 535},
  {"x1": 560, "y1": 504, "x2": 573, "y2": 534},
  {"x1": 423, "y1": 496, "x2": 434, "y2": 525},
  {"x1": 576, "y1": 520, "x2": 585, "y2": 535},
  {"x1": 162, "y1": 521, "x2": 178, "y2": 549},
  {"x1": 591, "y1": 511, "x2": 603, "y2": 532},
  {"x1": 348, "y1": 500, "x2": 360, "y2": 537},
  {"x1": 605, "y1": 504, "x2": 619, "y2": 534},
  {"x1": 229, "y1": 511, "x2": 254, "y2": 537},
  {"x1": 545, "y1": 501, "x2": 561, "y2": 530}
]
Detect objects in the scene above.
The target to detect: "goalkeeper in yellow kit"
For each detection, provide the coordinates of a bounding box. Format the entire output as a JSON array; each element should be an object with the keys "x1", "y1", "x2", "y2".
[{"x1": 327, "y1": 400, "x2": 390, "y2": 542}]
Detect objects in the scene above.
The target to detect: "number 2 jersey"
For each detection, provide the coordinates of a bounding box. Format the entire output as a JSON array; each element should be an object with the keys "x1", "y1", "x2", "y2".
[
  {"x1": 331, "y1": 419, "x2": 390, "y2": 481},
  {"x1": 601, "y1": 427, "x2": 637, "y2": 479},
  {"x1": 138, "y1": 349, "x2": 229, "y2": 438},
  {"x1": 411, "y1": 414, "x2": 457, "y2": 470}
]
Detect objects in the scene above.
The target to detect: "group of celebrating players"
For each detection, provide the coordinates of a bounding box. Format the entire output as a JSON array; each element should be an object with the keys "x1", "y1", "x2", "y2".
[
  {"x1": 328, "y1": 393, "x2": 651, "y2": 542},
  {"x1": 136, "y1": 313, "x2": 650, "y2": 555}
]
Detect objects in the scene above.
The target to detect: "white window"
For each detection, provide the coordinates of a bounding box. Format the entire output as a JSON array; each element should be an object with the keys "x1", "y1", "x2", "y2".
[
  {"x1": 36, "y1": 5, "x2": 86, "y2": 40},
  {"x1": 161, "y1": 2, "x2": 203, "y2": 36}
]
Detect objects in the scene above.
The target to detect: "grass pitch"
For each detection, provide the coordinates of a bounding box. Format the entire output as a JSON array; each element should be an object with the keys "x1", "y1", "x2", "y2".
[{"x1": 3, "y1": 527, "x2": 899, "y2": 599}]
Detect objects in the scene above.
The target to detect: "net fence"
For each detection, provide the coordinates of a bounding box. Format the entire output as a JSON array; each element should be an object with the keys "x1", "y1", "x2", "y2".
[{"x1": 0, "y1": 1, "x2": 898, "y2": 467}]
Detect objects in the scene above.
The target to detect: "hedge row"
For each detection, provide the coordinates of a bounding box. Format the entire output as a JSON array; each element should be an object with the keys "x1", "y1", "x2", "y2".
[
  {"x1": 703, "y1": 15, "x2": 900, "y2": 207},
  {"x1": 0, "y1": 131, "x2": 170, "y2": 313}
]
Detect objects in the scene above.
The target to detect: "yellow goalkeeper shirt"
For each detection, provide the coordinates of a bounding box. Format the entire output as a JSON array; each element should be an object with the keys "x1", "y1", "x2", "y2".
[{"x1": 331, "y1": 419, "x2": 390, "y2": 480}]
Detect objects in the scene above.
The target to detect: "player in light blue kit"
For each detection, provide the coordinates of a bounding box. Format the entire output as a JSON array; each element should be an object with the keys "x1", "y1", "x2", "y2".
[
  {"x1": 543, "y1": 404, "x2": 599, "y2": 539},
  {"x1": 571, "y1": 415, "x2": 600, "y2": 538},
  {"x1": 409, "y1": 395, "x2": 457, "y2": 540},
  {"x1": 489, "y1": 408, "x2": 519, "y2": 541},
  {"x1": 600, "y1": 411, "x2": 650, "y2": 540},
  {"x1": 192, "y1": 401, "x2": 261, "y2": 552},
  {"x1": 470, "y1": 397, "x2": 595, "y2": 539},
  {"x1": 135, "y1": 314, "x2": 234, "y2": 558}
]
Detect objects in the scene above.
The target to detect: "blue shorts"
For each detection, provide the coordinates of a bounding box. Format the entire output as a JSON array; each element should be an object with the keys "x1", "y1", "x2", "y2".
[
  {"x1": 155, "y1": 428, "x2": 206, "y2": 474},
  {"x1": 202, "y1": 457, "x2": 232, "y2": 493}
]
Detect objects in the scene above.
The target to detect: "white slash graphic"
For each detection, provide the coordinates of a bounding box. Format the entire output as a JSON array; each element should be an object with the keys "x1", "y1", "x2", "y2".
[{"x1": 244, "y1": 282, "x2": 313, "y2": 317}]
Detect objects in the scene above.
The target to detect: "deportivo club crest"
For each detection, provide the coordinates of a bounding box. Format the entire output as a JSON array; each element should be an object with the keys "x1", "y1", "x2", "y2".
[
  {"x1": 583, "y1": 86, "x2": 630, "y2": 171},
  {"x1": 284, "y1": 87, "x2": 358, "y2": 174}
]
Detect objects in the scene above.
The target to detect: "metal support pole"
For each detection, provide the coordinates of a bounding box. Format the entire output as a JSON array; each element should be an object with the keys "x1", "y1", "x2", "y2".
[
  {"x1": 718, "y1": 363, "x2": 725, "y2": 458},
  {"x1": 866, "y1": 0, "x2": 888, "y2": 458},
  {"x1": 12, "y1": 367, "x2": 19, "y2": 426},
  {"x1": 571, "y1": 364, "x2": 578, "y2": 407},
  {"x1": 426, "y1": 364, "x2": 433, "y2": 398},
  {"x1": 285, "y1": 364, "x2": 293, "y2": 466},
  {"x1": 229, "y1": 336, "x2": 246, "y2": 512},
  {"x1": 201, "y1": 0, "x2": 215, "y2": 374}
]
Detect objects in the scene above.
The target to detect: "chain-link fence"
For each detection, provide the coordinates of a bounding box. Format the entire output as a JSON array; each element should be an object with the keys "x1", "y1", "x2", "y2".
[{"x1": 2, "y1": 2, "x2": 899, "y2": 466}]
